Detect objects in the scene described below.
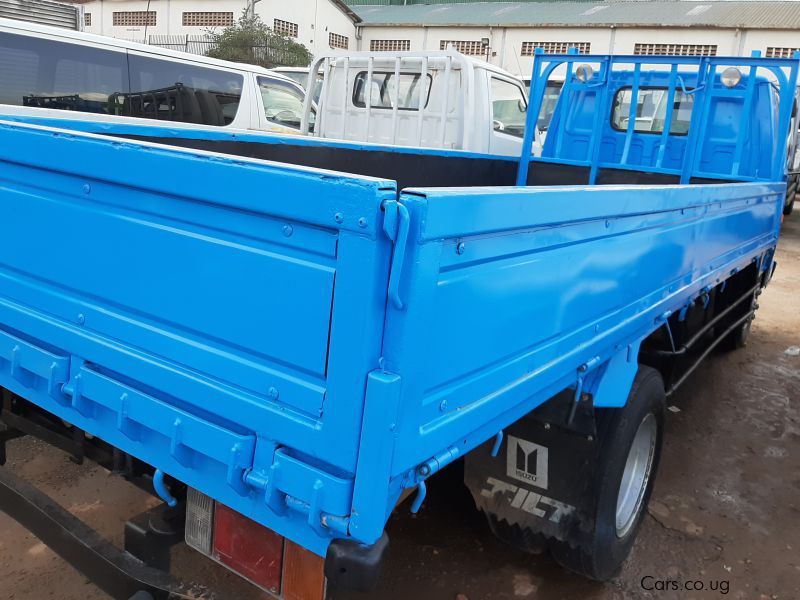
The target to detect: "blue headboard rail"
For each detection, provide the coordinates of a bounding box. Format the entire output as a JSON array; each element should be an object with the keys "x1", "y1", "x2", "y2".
[{"x1": 517, "y1": 50, "x2": 800, "y2": 186}]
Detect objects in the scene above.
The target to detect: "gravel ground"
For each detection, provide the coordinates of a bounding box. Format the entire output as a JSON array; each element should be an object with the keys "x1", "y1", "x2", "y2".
[{"x1": 1, "y1": 218, "x2": 798, "y2": 600}]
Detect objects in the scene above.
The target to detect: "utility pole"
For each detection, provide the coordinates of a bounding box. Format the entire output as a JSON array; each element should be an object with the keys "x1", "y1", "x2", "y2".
[{"x1": 246, "y1": 0, "x2": 261, "y2": 18}]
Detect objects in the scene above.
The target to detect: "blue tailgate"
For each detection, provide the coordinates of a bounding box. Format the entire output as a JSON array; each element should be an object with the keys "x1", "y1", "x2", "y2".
[{"x1": 0, "y1": 120, "x2": 395, "y2": 554}]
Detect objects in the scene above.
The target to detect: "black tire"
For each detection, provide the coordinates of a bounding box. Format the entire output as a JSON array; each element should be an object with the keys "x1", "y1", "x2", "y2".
[
  {"x1": 550, "y1": 366, "x2": 665, "y2": 581},
  {"x1": 718, "y1": 286, "x2": 757, "y2": 353},
  {"x1": 719, "y1": 315, "x2": 752, "y2": 352},
  {"x1": 785, "y1": 176, "x2": 797, "y2": 216}
]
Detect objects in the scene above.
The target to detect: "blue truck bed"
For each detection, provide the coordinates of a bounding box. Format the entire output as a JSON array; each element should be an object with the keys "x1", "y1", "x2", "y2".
[
  {"x1": 0, "y1": 116, "x2": 784, "y2": 553},
  {"x1": 0, "y1": 52, "x2": 796, "y2": 584}
]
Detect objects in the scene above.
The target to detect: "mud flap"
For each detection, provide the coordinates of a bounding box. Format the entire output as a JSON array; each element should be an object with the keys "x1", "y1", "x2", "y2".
[{"x1": 464, "y1": 397, "x2": 601, "y2": 550}]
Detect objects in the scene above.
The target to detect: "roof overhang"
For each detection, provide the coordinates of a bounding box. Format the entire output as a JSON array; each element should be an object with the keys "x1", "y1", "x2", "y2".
[{"x1": 332, "y1": 0, "x2": 362, "y2": 25}]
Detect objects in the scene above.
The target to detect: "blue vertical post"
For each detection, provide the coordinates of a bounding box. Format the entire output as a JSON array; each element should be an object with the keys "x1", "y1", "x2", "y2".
[
  {"x1": 552, "y1": 49, "x2": 578, "y2": 161},
  {"x1": 655, "y1": 64, "x2": 679, "y2": 169},
  {"x1": 680, "y1": 58, "x2": 712, "y2": 184},
  {"x1": 620, "y1": 63, "x2": 641, "y2": 166},
  {"x1": 732, "y1": 63, "x2": 758, "y2": 176},
  {"x1": 516, "y1": 48, "x2": 546, "y2": 186},
  {"x1": 587, "y1": 56, "x2": 612, "y2": 185}
]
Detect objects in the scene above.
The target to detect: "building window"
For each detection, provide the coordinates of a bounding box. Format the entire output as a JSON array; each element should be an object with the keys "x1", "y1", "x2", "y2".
[
  {"x1": 84, "y1": 12, "x2": 91, "y2": 26},
  {"x1": 273, "y1": 18, "x2": 298, "y2": 38},
  {"x1": 766, "y1": 47, "x2": 800, "y2": 58},
  {"x1": 440, "y1": 40, "x2": 486, "y2": 56},
  {"x1": 112, "y1": 11, "x2": 156, "y2": 27},
  {"x1": 182, "y1": 12, "x2": 234, "y2": 27},
  {"x1": 329, "y1": 32, "x2": 348, "y2": 50},
  {"x1": 521, "y1": 41, "x2": 590, "y2": 56},
  {"x1": 370, "y1": 39, "x2": 411, "y2": 52},
  {"x1": 633, "y1": 43, "x2": 717, "y2": 57}
]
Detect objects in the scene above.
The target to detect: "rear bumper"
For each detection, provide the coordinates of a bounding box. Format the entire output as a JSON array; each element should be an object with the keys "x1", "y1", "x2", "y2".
[{"x1": 0, "y1": 398, "x2": 389, "y2": 598}]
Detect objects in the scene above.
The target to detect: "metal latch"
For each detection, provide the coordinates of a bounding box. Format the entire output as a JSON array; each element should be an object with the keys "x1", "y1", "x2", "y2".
[
  {"x1": 243, "y1": 446, "x2": 354, "y2": 536},
  {"x1": 382, "y1": 199, "x2": 411, "y2": 310}
]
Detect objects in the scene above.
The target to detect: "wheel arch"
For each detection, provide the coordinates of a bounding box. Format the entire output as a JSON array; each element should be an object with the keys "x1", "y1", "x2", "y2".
[{"x1": 586, "y1": 341, "x2": 644, "y2": 409}]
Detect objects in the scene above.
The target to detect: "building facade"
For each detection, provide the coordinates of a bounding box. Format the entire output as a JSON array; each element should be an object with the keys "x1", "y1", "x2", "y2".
[
  {"x1": 354, "y1": 1, "x2": 800, "y2": 77},
  {"x1": 78, "y1": 0, "x2": 358, "y2": 56},
  {"x1": 67, "y1": 0, "x2": 800, "y2": 77}
]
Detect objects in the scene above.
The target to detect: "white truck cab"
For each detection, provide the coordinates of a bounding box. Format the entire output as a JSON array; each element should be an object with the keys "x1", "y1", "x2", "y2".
[{"x1": 301, "y1": 49, "x2": 541, "y2": 157}]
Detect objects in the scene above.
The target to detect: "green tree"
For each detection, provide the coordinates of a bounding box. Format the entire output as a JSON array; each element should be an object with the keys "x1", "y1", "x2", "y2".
[{"x1": 206, "y1": 12, "x2": 312, "y2": 69}]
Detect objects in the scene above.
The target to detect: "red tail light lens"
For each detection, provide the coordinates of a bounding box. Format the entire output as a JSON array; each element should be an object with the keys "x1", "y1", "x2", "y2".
[{"x1": 212, "y1": 502, "x2": 284, "y2": 594}]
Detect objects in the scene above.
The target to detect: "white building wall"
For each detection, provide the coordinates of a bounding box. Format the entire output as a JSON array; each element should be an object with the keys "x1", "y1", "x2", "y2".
[
  {"x1": 356, "y1": 26, "x2": 426, "y2": 53},
  {"x1": 81, "y1": 0, "x2": 356, "y2": 54},
  {"x1": 501, "y1": 27, "x2": 613, "y2": 75},
  {"x1": 740, "y1": 29, "x2": 800, "y2": 57},
  {"x1": 359, "y1": 24, "x2": 800, "y2": 78},
  {"x1": 610, "y1": 27, "x2": 740, "y2": 55}
]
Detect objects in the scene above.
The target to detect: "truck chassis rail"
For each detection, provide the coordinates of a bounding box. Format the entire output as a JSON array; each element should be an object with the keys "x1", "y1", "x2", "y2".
[{"x1": 0, "y1": 465, "x2": 212, "y2": 600}]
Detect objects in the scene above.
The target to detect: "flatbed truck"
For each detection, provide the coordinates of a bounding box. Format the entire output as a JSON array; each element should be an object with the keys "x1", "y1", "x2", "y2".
[{"x1": 0, "y1": 50, "x2": 796, "y2": 598}]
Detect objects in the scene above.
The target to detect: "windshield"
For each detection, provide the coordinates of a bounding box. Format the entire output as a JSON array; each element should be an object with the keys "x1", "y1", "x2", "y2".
[
  {"x1": 491, "y1": 77, "x2": 528, "y2": 138},
  {"x1": 258, "y1": 76, "x2": 312, "y2": 130},
  {"x1": 538, "y1": 82, "x2": 563, "y2": 131},
  {"x1": 612, "y1": 87, "x2": 694, "y2": 135}
]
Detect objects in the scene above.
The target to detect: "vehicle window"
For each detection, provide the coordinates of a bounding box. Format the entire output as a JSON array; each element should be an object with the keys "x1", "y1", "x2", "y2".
[
  {"x1": 276, "y1": 71, "x2": 323, "y2": 103},
  {"x1": 491, "y1": 77, "x2": 528, "y2": 138},
  {"x1": 258, "y1": 77, "x2": 311, "y2": 130},
  {"x1": 352, "y1": 71, "x2": 432, "y2": 110},
  {"x1": 0, "y1": 31, "x2": 128, "y2": 114},
  {"x1": 538, "y1": 81, "x2": 563, "y2": 131},
  {"x1": 278, "y1": 71, "x2": 307, "y2": 87},
  {"x1": 612, "y1": 87, "x2": 694, "y2": 135},
  {"x1": 126, "y1": 54, "x2": 243, "y2": 126}
]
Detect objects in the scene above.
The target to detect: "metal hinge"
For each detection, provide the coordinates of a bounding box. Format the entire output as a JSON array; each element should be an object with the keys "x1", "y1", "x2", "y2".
[{"x1": 382, "y1": 199, "x2": 411, "y2": 310}]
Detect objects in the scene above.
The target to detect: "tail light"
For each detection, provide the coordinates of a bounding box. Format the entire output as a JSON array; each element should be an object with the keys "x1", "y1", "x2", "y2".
[{"x1": 185, "y1": 488, "x2": 283, "y2": 594}]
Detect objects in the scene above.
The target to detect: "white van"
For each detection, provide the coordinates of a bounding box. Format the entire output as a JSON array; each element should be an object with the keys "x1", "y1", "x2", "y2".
[{"x1": 0, "y1": 17, "x2": 309, "y2": 134}]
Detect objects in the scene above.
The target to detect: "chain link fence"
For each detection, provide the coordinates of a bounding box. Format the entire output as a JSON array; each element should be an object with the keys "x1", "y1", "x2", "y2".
[{"x1": 147, "y1": 34, "x2": 216, "y2": 55}]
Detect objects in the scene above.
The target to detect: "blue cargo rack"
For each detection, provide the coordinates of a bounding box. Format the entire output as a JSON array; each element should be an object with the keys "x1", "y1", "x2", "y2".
[{"x1": 518, "y1": 49, "x2": 800, "y2": 185}]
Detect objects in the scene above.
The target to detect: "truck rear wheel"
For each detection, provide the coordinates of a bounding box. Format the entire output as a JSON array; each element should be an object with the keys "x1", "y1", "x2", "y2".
[
  {"x1": 720, "y1": 316, "x2": 752, "y2": 351},
  {"x1": 785, "y1": 174, "x2": 797, "y2": 216},
  {"x1": 549, "y1": 367, "x2": 665, "y2": 580}
]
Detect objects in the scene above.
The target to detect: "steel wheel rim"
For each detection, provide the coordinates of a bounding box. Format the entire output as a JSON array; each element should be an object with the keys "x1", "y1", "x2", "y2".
[{"x1": 615, "y1": 412, "x2": 657, "y2": 538}]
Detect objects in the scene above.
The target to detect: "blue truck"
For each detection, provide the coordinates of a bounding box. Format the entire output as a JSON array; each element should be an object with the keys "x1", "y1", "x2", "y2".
[{"x1": 0, "y1": 50, "x2": 796, "y2": 599}]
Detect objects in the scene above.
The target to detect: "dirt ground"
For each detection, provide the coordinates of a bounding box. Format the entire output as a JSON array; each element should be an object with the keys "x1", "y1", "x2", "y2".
[{"x1": 0, "y1": 218, "x2": 798, "y2": 600}]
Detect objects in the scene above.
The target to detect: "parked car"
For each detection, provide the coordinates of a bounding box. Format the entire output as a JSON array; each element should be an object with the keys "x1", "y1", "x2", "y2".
[
  {"x1": 0, "y1": 51, "x2": 796, "y2": 597},
  {"x1": 0, "y1": 17, "x2": 309, "y2": 134}
]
